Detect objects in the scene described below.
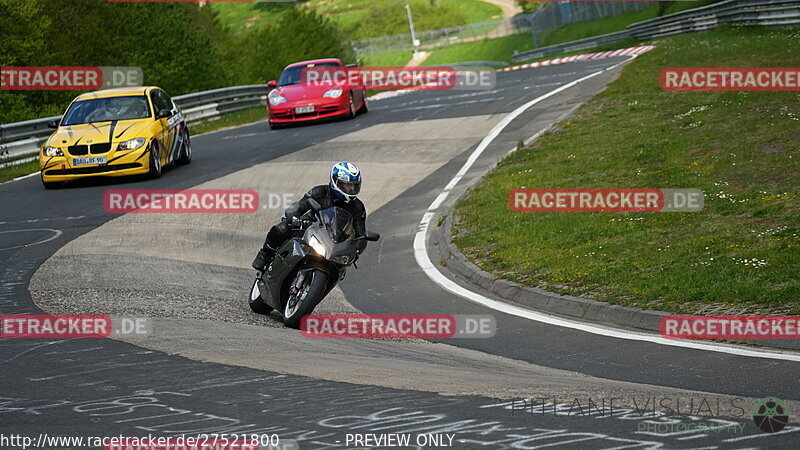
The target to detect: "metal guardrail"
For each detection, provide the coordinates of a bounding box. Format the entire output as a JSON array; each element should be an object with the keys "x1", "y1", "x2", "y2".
[
  {"x1": 449, "y1": 61, "x2": 510, "y2": 69},
  {"x1": 0, "y1": 84, "x2": 269, "y2": 167},
  {"x1": 512, "y1": 30, "x2": 632, "y2": 62},
  {"x1": 512, "y1": 0, "x2": 799, "y2": 63},
  {"x1": 627, "y1": 0, "x2": 799, "y2": 40},
  {"x1": 174, "y1": 84, "x2": 267, "y2": 109}
]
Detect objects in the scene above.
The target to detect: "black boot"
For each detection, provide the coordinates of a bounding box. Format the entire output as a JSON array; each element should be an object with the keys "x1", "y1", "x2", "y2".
[{"x1": 252, "y1": 247, "x2": 275, "y2": 270}]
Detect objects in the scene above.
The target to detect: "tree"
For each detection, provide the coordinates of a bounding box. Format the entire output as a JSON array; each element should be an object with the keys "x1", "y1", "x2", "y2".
[{"x1": 238, "y1": 7, "x2": 355, "y2": 84}]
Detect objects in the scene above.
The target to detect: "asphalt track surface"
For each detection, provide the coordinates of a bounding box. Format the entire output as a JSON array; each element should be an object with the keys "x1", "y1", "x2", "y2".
[{"x1": 2, "y1": 58, "x2": 799, "y2": 449}]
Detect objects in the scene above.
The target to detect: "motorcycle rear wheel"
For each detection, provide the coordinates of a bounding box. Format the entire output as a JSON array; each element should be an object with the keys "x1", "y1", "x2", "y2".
[{"x1": 283, "y1": 269, "x2": 328, "y2": 329}]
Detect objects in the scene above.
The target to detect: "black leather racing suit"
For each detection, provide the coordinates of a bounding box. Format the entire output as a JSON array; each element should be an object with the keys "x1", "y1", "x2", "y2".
[{"x1": 262, "y1": 185, "x2": 368, "y2": 254}]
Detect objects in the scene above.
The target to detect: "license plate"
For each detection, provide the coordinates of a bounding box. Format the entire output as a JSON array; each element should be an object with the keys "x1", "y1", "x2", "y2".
[
  {"x1": 73, "y1": 156, "x2": 107, "y2": 166},
  {"x1": 295, "y1": 106, "x2": 315, "y2": 114}
]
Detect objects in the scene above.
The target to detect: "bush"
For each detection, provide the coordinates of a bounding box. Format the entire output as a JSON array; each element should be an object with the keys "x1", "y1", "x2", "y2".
[
  {"x1": 236, "y1": 8, "x2": 356, "y2": 84},
  {"x1": 0, "y1": 1, "x2": 353, "y2": 123}
]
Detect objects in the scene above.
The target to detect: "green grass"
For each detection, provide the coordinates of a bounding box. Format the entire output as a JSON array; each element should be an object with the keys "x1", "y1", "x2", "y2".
[
  {"x1": 0, "y1": 160, "x2": 40, "y2": 183},
  {"x1": 414, "y1": 1, "x2": 717, "y2": 68},
  {"x1": 207, "y1": 2, "x2": 287, "y2": 33},
  {"x1": 210, "y1": 0, "x2": 501, "y2": 38},
  {"x1": 424, "y1": 33, "x2": 535, "y2": 65},
  {"x1": 439, "y1": 0, "x2": 503, "y2": 24},
  {"x1": 0, "y1": 107, "x2": 269, "y2": 183},
  {"x1": 309, "y1": 0, "x2": 501, "y2": 32},
  {"x1": 362, "y1": 50, "x2": 417, "y2": 67},
  {"x1": 453, "y1": 26, "x2": 800, "y2": 315},
  {"x1": 539, "y1": 1, "x2": 719, "y2": 47}
]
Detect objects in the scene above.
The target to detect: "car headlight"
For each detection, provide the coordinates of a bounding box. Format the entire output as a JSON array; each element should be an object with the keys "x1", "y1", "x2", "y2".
[
  {"x1": 269, "y1": 91, "x2": 287, "y2": 106},
  {"x1": 308, "y1": 236, "x2": 326, "y2": 257},
  {"x1": 118, "y1": 138, "x2": 147, "y2": 151},
  {"x1": 323, "y1": 88, "x2": 343, "y2": 99},
  {"x1": 42, "y1": 146, "x2": 63, "y2": 157}
]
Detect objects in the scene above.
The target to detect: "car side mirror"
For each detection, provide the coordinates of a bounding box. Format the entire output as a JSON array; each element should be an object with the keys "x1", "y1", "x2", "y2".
[
  {"x1": 345, "y1": 64, "x2": 358, "y2": 68},
  {"x1": 307, "y1": 198, "x2": 322, "y2": 211},
  {"x1": 365, "y1": 231, "x2": 380, "y2": 242},
  {"x1": 156, "y1": 109, "x2": 173, "y2": 119},
  {"x1": 267, "y1": 80, "x2": 277, "y2": 88},
  {"x1": 47, "y1": 119, "x2": 60, "y2": 129}
]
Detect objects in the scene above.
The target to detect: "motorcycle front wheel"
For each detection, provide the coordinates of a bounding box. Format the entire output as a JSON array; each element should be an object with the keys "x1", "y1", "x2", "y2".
[
  {"x1": 283, "y1": 269, "x2": 328, "y2": 329},
  {"x1": 248, "y1": 278, "x2": 274, "y2": 314}
]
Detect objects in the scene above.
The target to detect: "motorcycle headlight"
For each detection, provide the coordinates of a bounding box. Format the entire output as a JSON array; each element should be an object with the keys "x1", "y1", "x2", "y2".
[
  {"x1": 308, "y1": 236, "x2": 326, "y2": 257},
  {"x1": 43, "y1": 146, "x2": 63, "y2": 157},
  {"x1": 119, "y1": 138, "x2": 146, "y2": 151},
  {"x1": 323, "y1": 88, "x2": 343, "y2": 99},
  {"x1": 269, "y1": 91, "x2": 287, "y2": 106}
]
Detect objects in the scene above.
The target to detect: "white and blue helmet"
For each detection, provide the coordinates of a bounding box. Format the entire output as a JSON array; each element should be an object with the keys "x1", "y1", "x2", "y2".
[{"x1": 330, "y1": 162, "x2": 362, "y2": 202}]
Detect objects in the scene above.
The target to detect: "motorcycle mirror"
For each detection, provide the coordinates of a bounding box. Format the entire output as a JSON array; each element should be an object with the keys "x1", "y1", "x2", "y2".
[
  {"x1": 307, "y1": 198, "x2": 322, "y2": 211},
  {"x1": 365, "y1": 231, "x2": 380, "y2": 242}
]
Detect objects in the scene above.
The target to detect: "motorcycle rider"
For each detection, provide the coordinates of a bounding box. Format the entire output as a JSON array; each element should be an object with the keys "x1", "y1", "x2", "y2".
[{"x1": 252, "y1": 162, "x2": 368, "y2": 270}]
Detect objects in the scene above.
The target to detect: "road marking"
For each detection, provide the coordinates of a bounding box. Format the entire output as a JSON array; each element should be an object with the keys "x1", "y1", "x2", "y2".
[
  {"x1": 413, "y1": 60, "x2": 800, "y2": 362},
  {"x1": 0, "y1": 215, "x2": 85, "y2": 226},
  {"x1": 0, "y1": 170, "x2": 39, "y2": 186},
  {"x1": 222, "y1": 132, "x2": 260, "y2": 140},
  {"x1": 0, "y1": 228, "x2": 63, "y2": 251},
  {"x1": 376, "y1": 98, "x2": 500, "y2": 113}
]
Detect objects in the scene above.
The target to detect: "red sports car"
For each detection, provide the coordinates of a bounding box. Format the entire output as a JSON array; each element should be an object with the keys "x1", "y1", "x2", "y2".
[{"x1": 267, "y1": 58, "x2": 368, "y2": 129}]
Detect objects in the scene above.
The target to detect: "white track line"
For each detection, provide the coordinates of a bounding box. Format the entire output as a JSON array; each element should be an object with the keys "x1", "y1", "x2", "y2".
[
  {"x1": 0, "y1": 170, "x2": 38, "y2": 186},
  {"x1": 0, "y1": 228, "x2": 63, "y2": 251},
  {"x1": 413, "y1": 59, "x2": 800, "y2": 362}
]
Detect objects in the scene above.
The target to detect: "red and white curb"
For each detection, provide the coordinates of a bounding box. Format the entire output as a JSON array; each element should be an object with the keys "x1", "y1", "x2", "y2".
[
  {"x1": 498, "y1": 45, "x2": 656, "y2": 73},
  {"x1": 367, "y1": 45, "x2": 656, "y2": 101}
]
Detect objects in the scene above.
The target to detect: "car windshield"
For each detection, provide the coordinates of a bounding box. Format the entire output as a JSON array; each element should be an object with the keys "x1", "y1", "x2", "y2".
[
  {"x1": 278, "y1": 62, "x2": 343, "y2": 87},
  {"x1": 61, "y1": 96, "x2": 151, "y2": 126}
]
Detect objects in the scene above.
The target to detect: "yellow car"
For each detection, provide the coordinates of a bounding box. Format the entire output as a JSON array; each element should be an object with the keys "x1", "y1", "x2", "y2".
[{"x1": 39, "y1": 86, "x2": 192, "y2": 189}]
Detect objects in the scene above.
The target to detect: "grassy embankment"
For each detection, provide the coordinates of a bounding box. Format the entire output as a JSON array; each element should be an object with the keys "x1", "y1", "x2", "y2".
[
  {"x1": 209, "y1": 0, "x2": 500, "y2": 38},
  {"x1": 453, "y1": 27, "x2": 800, "y2": 314},
  {"x1": 416, "y1": 1, "x2": 717, "y2": 66}
]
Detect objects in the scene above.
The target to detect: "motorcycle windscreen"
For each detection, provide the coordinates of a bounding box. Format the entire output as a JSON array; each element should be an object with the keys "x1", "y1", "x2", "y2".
[{"x1": 319, "y1": 207, "x2": 354, "y2": 243}]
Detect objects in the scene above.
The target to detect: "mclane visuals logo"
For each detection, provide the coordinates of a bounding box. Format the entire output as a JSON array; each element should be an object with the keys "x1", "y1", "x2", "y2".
[{"x1": 752, "y1": 397, "x2": 790, "y2": 433}]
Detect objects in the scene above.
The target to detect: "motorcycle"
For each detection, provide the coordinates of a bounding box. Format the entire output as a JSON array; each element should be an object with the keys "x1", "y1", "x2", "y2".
[{"x1": 248, "y1": 198, "x2": 380, "y2": 328}]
